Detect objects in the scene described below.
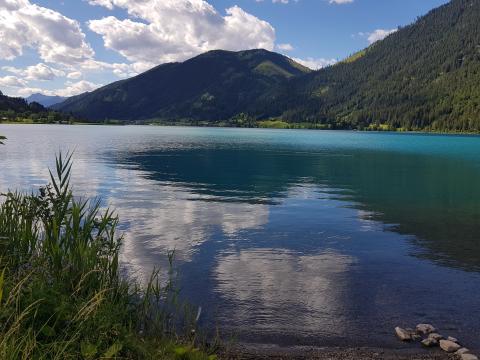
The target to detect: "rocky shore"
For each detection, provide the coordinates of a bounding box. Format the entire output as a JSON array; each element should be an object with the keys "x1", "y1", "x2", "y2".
[
  {"x1": 219, "y1": 322, "x2": 478, "y2": 360},
  {"x1": 394, "y1": 324, "x2": 477, "y2": 360}
]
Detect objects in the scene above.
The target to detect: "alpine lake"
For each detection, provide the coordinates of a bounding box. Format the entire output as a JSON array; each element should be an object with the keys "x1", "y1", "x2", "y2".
[{"x1": 1, "y1": 124, "x2": 479, "y2": 351}]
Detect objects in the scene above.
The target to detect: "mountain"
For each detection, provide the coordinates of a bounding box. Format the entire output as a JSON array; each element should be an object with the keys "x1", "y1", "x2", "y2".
[
  {"x1": 55, "y1": 49, "x2": 311, "y2": 122},
  {"x1": 26, "y1": 93, "x2": 67, "y2": 108},
  {"x1": 268, "y1": 0, "x2": 480, "y2": 132},
  {"x1": 1, "y1": 90, "x2": 44, "y2": 114},
  {"x1": 55, "y1": 0, "x2": 480, "y2": 132},
  {"x1": 0, "y1": 90, "x2": 73, "y2": 123}
]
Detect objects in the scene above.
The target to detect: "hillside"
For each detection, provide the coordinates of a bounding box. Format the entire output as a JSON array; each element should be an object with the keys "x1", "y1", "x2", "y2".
[
  {"x1": 0, "y1": 91, "x2": 45, "y2": 114},
  {"x1": 270, "y1": 0, "x2": 480, "y2": 132},
  {"x1": 0, "y1": 91, "x2": 73, "y2": 123},
  {"x1": 27, "y1": 93, "x2": 67, "y2": 107},
  {"x1": 55, "y1": 49, "x2": 310, "y2": 122}
]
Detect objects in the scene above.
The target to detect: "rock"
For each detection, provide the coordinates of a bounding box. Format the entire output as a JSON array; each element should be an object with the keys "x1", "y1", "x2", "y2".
[
  {"x1": 416, "y1": 323, "x2": 436, "y2": 334},
  {"x1": 395, "y1": 327, "x2": 412, "y2": 341},
  {"x1": 461, "y1": 354, "x2": 478, "y2": 360},
  {"x1": 421, "y1": 338, "x2": 438, "y2": 347},
  {"x1": 439, "y1": 339, "x2": 461, "y2": 352},
  {"x1": 428, "y1": 333, "x2": 444, "y2": 341},
  {"x1": 456, "y1": 348, "x2": 470, "y2": 355},
  {"x1": 447, "y1": 336, "x2": 459, "y2": 343}
]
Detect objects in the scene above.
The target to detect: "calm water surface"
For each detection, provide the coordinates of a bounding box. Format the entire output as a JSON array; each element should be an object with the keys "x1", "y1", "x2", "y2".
[{"x1": 1, "y1": 125, "x2": 480, "y2": 350}]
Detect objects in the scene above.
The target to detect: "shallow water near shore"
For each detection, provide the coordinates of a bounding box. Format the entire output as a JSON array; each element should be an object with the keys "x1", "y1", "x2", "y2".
[{"x1": 1, "y1": 124, "x2": 479, "y2": 351}]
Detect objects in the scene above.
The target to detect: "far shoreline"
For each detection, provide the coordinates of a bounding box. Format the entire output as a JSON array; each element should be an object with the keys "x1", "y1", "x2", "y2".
[{"x1": 2, "y1": 120, "x2": 480, "y2": 137}]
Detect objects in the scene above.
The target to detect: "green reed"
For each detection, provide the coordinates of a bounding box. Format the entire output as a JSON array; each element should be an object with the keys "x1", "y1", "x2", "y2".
[{"x1": 0, "y1": 152, "x2": 216, "y2": 359}]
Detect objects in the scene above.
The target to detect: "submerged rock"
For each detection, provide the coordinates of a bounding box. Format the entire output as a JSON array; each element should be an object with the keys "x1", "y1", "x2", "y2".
[
  {"x1": 439, "y1": 339, "x2": 461, "y2": 352},
  {"x1": 421, "y1": 338, "x2": 438, "y2": 347},
  {"x1": 416, "y1": 324, "x2": 436, "y2": 334},
  {"x1": 395, "y1": 327, "x2": 412, "y2": 341}
]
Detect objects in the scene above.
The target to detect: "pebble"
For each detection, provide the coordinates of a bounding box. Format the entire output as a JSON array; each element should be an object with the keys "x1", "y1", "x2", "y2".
[
  {"x1": 447, "y1": 336, "x2": 459, "y2": 343},
  {"x1": 421, "y1": 338, "x2": 438, "y2": 347},
  {"x1": 416, "y1": 324, "x2": 436, "y2": 334},
  {"x1": 428, "y1": 333, "x2": 443, "y2": 341},
  {"x1": 439, "y1": 339, "x2": 461, "y2": 352},
  {"x1": 395, "y1": 327, "x2": 412, "y2": 341}
]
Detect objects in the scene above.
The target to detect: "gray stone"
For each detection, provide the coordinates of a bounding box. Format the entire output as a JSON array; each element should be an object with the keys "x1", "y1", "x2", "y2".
[
  {"x1": 447, "y1": 336, "x2": 459, "y2": 343},
  {"x1": 416, "y1": 323, "x2": 436, "y2": 334},
  {"x1": 461, "y1": 354, "x2": 478, "y2": 360},
  {"x1": 456, "y1": 348, "x2": 470, "y2": 355},
  {"x1": 428, "y1": 333, "x2": 444, "y2": 341},
  {"x1": 395, "y1": 327, "x2": 412, "y2": 341},
  {"x1": 421, "y1": 338, "x2": 438, "y2": 347},
  {"x1": 439, "y1": 339, "x2": 461, "y2": 352}
]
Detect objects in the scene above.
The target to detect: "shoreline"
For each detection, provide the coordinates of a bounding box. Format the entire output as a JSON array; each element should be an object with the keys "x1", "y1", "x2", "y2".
[
  {"x1": 1, "y1": 121, "x2": 480, "y2": 137},
  {"x1": 222, "y1": 344, "x2": 454, "y2": 359}
]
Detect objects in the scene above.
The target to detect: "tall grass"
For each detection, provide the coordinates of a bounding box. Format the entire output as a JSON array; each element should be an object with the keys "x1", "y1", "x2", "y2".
[{"x1": 0, "y1": 153, "x2": 216, "y2": 359}]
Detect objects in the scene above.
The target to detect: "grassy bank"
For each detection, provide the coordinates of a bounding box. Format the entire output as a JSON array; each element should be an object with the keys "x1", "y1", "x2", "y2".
[{"x1": 0, "y1": 152, "x2": 216, "y2": 359}]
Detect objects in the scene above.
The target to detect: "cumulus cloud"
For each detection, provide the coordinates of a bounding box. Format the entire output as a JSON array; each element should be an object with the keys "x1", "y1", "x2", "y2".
[
  {"x1": 0, "y1": 75, "x2": 27, "y2": 88},
  {"x1": 277, "y1": 43, "x2": 294, "y2": 51},
  {"x1": 367, "y1": 28, "x2": 397, "y2": 44},
  {"x1": 17, "y1": 80, "x2": 102, "y2": 97},
  {"x1": 292, "y1": 56, "x2": 337, "y2": 70},
  {"x1": 87, "y1": 0, "x2": 276, "y2": 64},
  {"x1": 0, "y1": 0, "x2": 94, "y2": 66},
  {"x1": 2, "y1": 63, "x2": 65, "y2": 81}
]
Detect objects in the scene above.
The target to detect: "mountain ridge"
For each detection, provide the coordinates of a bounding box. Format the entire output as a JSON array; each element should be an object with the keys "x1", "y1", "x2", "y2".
[
  {"x1": 54, "y1": 49, "x2": 311, "y2": 122},
  {"x1": 55, "y1": 0, "x2": 480, "y2": 132},
  {"x1": 26, "y1": 93, "x2": 67, "y2": 108}
]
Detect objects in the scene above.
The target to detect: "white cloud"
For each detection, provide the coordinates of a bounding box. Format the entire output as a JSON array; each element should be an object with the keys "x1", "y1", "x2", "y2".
[
  {"x1": 55, "y1": 80, "x2": 102, "y2": 97},
  {"x1": 366, "y1": 28, "x2": 397, "y2": 44},
  {"x1": 292, "y1": 56, "x2": 337, "y2": 70},
  {"x1": 0, "y1": 75, "x2": 27, "y2": 87},
  {"x1": 277, "y1": 43, "x2": 294, "y2": 51},
  {"x1": 87, "y1": 0, "x2": 114, "y2": 9},
  {"x1": 2, "y1": 63, "x2": 65, "y2": 81},
  {"x1": 87, "y1": 0, "x2": 276, "y2": 64},
  {"x1": 66, "y1": 71, "x2": 82, "y2": 80},
  {"x1": 0, "y1": 0, "x2": 94, "y2": 66},
  {"x1": 329, "y1": 0, "x2": 353, "y2": 4},
  {"x1": 16, "y1": 80, "x2": 101, "y2": 97}
]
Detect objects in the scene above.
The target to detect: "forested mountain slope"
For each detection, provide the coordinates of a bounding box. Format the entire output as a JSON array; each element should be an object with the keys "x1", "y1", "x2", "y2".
[
  {"x1": 272, "y1": 0, "x2": 480, "y2": 131},
  {"x1": 55, "y1": 0, "x2": 480, "y2": 132},
  {"x1": 55, "y1": 49, "x2": 310, "y2": 122}
]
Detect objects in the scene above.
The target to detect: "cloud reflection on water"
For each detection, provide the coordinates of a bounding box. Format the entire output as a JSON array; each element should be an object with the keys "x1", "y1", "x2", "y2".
[{"x1": 214, "y1": 248, "x2": 356, "y2": 337}]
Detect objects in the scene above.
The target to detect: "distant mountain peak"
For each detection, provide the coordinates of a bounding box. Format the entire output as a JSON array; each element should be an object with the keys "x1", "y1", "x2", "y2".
[{"x1": 26, "y1": 93, "x2": 67, "y2": 108}]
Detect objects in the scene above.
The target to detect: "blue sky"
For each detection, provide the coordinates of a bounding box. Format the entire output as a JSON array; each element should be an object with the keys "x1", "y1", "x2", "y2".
[{"x1": 0, "y1": 0, "x2": 449, "y2": 98}]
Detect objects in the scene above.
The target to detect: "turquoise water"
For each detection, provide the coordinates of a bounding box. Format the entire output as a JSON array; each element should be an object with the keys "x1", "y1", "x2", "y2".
[{"x1": 1, "y1": 125, "x2": 480, "y2": 350}]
